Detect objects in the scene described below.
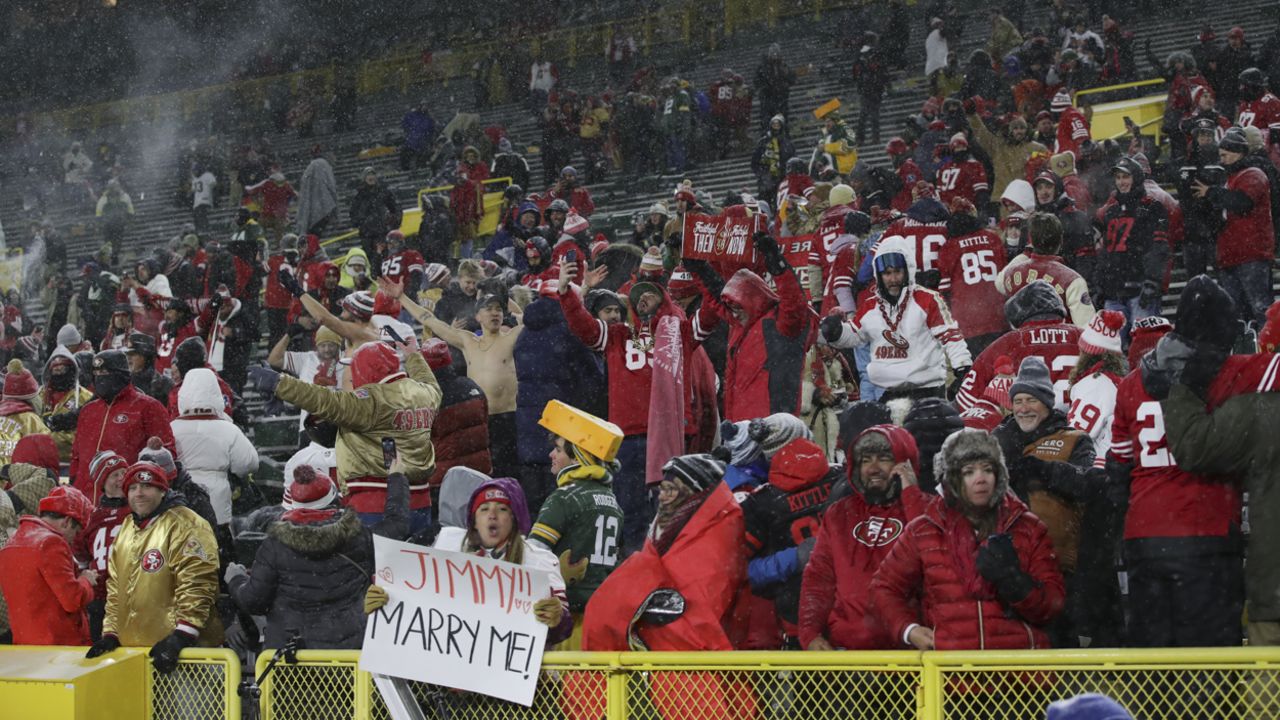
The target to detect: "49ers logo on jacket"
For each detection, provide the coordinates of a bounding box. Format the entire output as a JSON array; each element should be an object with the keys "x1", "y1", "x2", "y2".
[
  {"x1": 852, "y1": 516, "x2": 904, "y2": 547},
  {"x1": 141, "y1": 549, "x2": 165, "y2": 573},
  {"x1": 876, "y1": 330, "x2": 910, "y2": 359},
  {"x1": 113, "y1": 413, "x2": 131, "y2": 424}
]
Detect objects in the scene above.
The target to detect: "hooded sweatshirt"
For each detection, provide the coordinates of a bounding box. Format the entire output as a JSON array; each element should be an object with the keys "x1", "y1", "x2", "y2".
[
  {"x1": 693, "y1": 267, "x2": 814, "y2": 421},
  {"x1": 799, "y1": 425, "x2": 930, "y2": 649},
  {"x1": 172, "y1": 369, "x2": 260, "y2": 524},
  {"x1": 830, "y1": 236, "x2": 971, "y2": 391}
]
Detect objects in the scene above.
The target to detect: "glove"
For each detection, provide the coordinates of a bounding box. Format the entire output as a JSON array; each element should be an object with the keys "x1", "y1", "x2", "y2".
[
  {"x1": 286, "y1": 322, "x2": 310, "y2": 338},
  {"x1": 247, "y1": 365, "x2": 281, "y2": 395},
  {"x1": 796, "y1": 536, "x2": 818, "y2": 567},
  {"x1": 664, "y1": 231, "x2": 683, "y2": 250},
  {"x1": 820, "y1": 314, "x2": 847, "y2": 344},
  {"x1": 46, "y1": 410, "x2": 79, "y2": 432},
  {"x1": 558, "y1": 550, "x2": 588, "y2": 585},
  {"x1": 208, "y1": 293, "x2": 224, "y2": 313},
  {"x1": 752, "y1": 231, "x2": 788, "y2": 276},
  {"x1": 149, "y1": 630, "x2": 196, "y2": 675},
  {"x1": 364, "y1": 584, "x2": 389, "y2": 614},
  {"x1": 946, "y1": 366, "x2": 971, "y2": 400},
  {"x1": 1180, "y1": 344, "x2": 1229, "y2": 399},
  {"x1": 683, "y1": 258, "x2": 725, "y2": 297},
  {"x1": 223, "y1": 562, "x2": 248, "y2": 585},
  {"x1": 962, "y1": 97, "x2": 977, "y2": 115},
  {"x1": 1138, "y1": 280, "x2": 1162, "y2": 309},
  {"x1": 976, "y1": 534, "x2": 1035, "y2": 603},
  {"x1": 86, "y1": 633, "x2": 121, "y2": 659},
  {"x1": 1140, "y1": 332, "x2": 1195, "y2": 401},
  {"x1": 1009, "y1": 453, "x2": 1048, "y2": 479},
  {"x1": 277, "y1": 268, "x2": 304, "y2": 298},
  {"x1": 533, "y1": 597, "x2": 564, "y2": 628}
]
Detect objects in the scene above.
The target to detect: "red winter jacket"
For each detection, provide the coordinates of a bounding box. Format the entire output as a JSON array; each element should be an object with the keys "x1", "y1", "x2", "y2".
[
  {"x1": 1215, "y1": 165, "x2": 1275, "y2": 269},
  {"x1": 156, "y1": 319, "x2": 198, "y2": 375},
  {"x1": 427, "y1": 369, "x2": 492, "y2": 488},
  {"x1": 0, "y1": 516, "x2": 94, "y2": 645},
  {"x1": 69, "y1": 385, "x2": 175, "y2": 497},
  {"x1": 693, "y1": 267, "x2": 815, "y2": 421},
  {"x1": 265, "y1": 254, "x2": 296, "y2": 310},
  {"x1": 798, "y1": 425, "x2": 929, "y2": 649},
  {"x1": 870, "y1": 493, "x2": 1065, "y2": 650}
]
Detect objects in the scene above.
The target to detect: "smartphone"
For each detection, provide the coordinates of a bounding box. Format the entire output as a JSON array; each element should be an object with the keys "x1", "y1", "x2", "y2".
[
  {"x1": 381, "y1": 437, "x2": 397, "y2": 470},
  {"x1": 565, "y1": 249, "x2": 577, "y2": 264},
  {"x1": 383, "y1": 324, "x2": 404, "y2": 344}
]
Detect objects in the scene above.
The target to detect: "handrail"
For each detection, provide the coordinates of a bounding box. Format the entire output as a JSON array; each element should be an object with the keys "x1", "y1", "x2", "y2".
[{"x1": 1075, "y1": 77, "x2": 1167, "y2": 103}]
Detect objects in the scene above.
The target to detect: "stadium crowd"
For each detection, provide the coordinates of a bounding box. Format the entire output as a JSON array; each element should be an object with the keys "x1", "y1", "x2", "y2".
[{"x1": 1, "y1": 7, "x2": 1280, "y2": 706}]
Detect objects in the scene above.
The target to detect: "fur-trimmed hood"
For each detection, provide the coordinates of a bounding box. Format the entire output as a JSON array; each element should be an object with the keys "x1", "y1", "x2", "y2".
[
  {"x1": 269, "y1": 508, "x2": 363, "y2": 556},
  {"x1": 935, "y1": 428, "x2": 1009, "y2": 508}
]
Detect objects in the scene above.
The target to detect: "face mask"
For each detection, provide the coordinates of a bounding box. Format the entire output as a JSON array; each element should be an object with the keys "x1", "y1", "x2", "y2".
[
  {"x1": 48, "y1": 372, "x2": 75, "y2": 392},
  {"x1": 94, "y1": 373, "x2": 130, "y2": 402}
]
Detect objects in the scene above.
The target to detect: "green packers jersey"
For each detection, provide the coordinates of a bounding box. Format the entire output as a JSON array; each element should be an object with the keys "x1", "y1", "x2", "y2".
[{"x1": 529, "y1": 480, "x2": 624, "y2": 611}]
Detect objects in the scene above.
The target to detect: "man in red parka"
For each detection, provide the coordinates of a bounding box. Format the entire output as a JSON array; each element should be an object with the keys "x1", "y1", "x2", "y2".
[
  {"x1": 799, "y1": 424, "x2": 930, "y2": 650},
  {"x1": 69, "y1": 350, "x2": 176, "y2": 497},
  {"x1": 0, "y1": 485, "x2": 96, "y2": 645},
  {"x1": 687, "y1": 231, "x2": 814, "y2": 422}
]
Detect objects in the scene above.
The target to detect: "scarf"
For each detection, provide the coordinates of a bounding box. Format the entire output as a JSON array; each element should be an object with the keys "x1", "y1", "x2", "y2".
[{"x1": 650, "y1": 487, "x2": 707, "y2": 555}]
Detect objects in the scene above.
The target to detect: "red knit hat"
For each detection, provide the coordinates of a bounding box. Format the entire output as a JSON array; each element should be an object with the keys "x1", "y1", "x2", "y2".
[
  {"x1": 470, "y1": 485, "x2": 512, "y2": 517},
  {"x1": 420, "y1": 338, "x2": 453, "y2": 371},
  {"x1": 121, "y1": 462, "x2": 172, "y2": 495},
  {"x1": 372, "y1": 291, "x2": 402, "y2": 318},
  {"x1": 1127, "y1": 316, "x2": 1173, "y2": 367},
  {"x1": 667, "y1": 267, "x2": 700, "y2": 300},
  {"x1": 350, "y1": 341, "x2": 404, "y2": 388},
  {"x1": 38, "y1": 486, "x2": 93, "y2": 528},
  {"x1": 13, "y1": 434, "x2": 60, "y2": 475},
  {"x1": 1080, "y1": 310, "x2": 1125, "y2": 355},
  {"x1": 768, "y1": 438, "x2": 830, "y2": 489},
  {"x1": 284, "y1": 465, "x2": 337, "y2": 510},
  {"x1": 3, "y1": 359, "x2": 38, "y2": 401},
  {"x1": 341, "y1": 291, "x2": 375, "y2": 321},
  {"x1": 983, "y1": 355, "x2": 1017, "y2": 411}
]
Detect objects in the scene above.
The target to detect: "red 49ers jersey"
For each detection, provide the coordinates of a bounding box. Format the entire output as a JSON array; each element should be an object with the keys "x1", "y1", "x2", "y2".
[
  {"x1": 380, "y1": 250, "x2": 426, "y2": 285},
  {"x1": 956, "y1": 320, "x2": 1081, "y2": 424},
  {"x1": 882, "y1": 217, "x2": 949, "y2": 273},
  {"x1": 1109, "y1": 370, "x2": 1239, "y2": 540},
  {"x1": 936, "y1": 229, "x2": 1008, "y2": 338},
  {"x1": 934, "y1": 159, "x2": 989, "y2": 208},
  {"x1": 1237, "y1": 93, "x2": 1280, "y2": 138}
]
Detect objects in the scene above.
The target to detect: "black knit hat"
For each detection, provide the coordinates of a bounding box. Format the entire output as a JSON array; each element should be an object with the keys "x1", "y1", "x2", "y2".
[
  {"x1": 92, "y1": 350, "x2": 130, "y2": 377},
  {"x1": 661, "y1": 454, "x2": 725, "y2": 492},
  {"x1": 585, "y1": 289, "x2": 624, "y2": 316},
  {"x1": 902, "y1": 397, "x2": 965, "y2": 491},
  {"x1": 1176, "y1": 275, "x2": 1243, "y2": 350},
  {"x1": 126, "y1": 331, "x2": 157, "y2": 358},
  {"x1": 837, "y1": 401, "x2": 892, "y2": 457},
  {"x1": 174, "y1": 337, "x2": 207, "y2": 376},
  {"x1": 1005, "y1": 280, "x2": 1066, "y2": 327},
  {"x1": 1219, "y1": 127, "x2": 1249, "y2": 154}
]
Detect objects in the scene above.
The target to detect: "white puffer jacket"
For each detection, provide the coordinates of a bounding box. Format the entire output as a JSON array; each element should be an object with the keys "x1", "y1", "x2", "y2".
[{"x1": 171, "y1": 369, "x2": 259, "y2": 524}]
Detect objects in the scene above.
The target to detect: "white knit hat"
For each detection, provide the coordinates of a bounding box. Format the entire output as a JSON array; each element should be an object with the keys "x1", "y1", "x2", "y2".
[{"x1": 1080, "y1": 310, "x2": 1125, "y2": 355}]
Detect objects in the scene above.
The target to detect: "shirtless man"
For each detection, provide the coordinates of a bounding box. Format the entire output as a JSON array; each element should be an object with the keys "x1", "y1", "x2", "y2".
[{"x1": 386, "y1": 277, "x2": 524, "y2": 477}]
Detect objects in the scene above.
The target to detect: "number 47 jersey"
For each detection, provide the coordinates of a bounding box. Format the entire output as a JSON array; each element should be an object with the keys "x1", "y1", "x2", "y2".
[{"x1": 530, "y1": 480, "x2": 625, "y2": 613}]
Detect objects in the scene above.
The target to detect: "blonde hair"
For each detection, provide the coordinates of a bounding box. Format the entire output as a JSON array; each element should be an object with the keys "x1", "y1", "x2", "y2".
[{"x1": 458, "y1": 259, "x2": 483, "y2": 279}]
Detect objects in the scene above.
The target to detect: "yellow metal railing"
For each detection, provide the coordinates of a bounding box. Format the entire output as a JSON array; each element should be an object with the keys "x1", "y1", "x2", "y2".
[
  {"x1": 255, "y1": 647, "x2": 1280, "y2": 720},
  {"x1": 150, "y1": 648, "x2": 242, "y2": 720}
]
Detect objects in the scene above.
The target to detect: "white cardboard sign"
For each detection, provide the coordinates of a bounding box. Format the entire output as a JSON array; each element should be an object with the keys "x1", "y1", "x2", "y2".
[{"x1": 360, "y1": 535, "x2": 550, "y2": 706}]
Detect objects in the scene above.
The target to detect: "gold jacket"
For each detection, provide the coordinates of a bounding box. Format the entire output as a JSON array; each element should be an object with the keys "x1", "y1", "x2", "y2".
[{"x1": 105, "y1": 503, "x2": 222, "y2": 646}]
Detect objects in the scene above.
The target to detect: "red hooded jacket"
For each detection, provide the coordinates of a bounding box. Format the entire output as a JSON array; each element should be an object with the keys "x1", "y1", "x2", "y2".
[
  {"x1": 798, "y1": 426, "x2": 931, "y2": 649},
  {"x1": 871, "y1": 492, "x2": 1065, "y2": 650},
  {"x1": 693, "y1": 267, "x2": 814, "y2": 421},
  {"x1": 1216, "y1": 165, "x2": 1275, "y2": 269},
  {"x1": 69, "y1": 385, "x2": 175, "y2": 497},
  {"x1": 0, "y1": 516, "x2": 94, "y2": 645}
]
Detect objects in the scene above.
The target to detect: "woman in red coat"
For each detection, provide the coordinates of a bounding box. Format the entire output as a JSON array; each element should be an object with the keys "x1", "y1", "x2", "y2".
[{"x1": 871, "y1": 428, "x2": 1065, "y2": 650}]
